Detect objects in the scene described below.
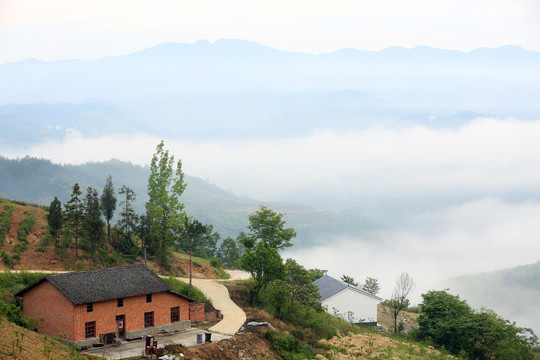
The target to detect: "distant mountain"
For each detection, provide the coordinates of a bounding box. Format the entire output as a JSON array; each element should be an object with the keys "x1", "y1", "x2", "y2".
[
  {"x1": 446, "y1": 262, "x2": 540, "y2": 334},
  {"x1": 0, "y1": 40, "x2": 538, "y2": 150},
  {"x1": 0, "y1": 156, "x2": 380, "y2": 246}
]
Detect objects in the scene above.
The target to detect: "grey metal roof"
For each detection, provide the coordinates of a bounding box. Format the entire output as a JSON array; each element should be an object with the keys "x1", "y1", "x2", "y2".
[
  {"x1": 16, "y1": 264, "x2": 176, "y2": 305},
  {"x1": 313, "y1": 275, "x2": 383, "y2": 301}
]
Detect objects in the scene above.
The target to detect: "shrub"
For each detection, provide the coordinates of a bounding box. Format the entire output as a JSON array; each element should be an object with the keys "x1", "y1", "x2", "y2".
[
  {"x1": 265, "y1": 330, "x2": 315, "y2": 360},
  {"x1": 0, "y1": 203, "x2": 15, "y2": 245},
  {"x1": 162, "y1": 276, "x2": 211, "y2": 304}
]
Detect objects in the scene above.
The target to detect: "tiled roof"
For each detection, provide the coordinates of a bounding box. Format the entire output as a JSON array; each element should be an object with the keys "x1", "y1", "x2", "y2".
[
  {"x1": 313, "y1": 275, "x2": 382, "y2": 301},
  {"x1": 16, "y1": 264, "x2": 178, "y2": 305}
]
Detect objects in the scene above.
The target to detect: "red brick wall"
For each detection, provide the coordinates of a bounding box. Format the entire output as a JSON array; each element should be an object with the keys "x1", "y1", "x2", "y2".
[
  {"x1": 22, "y1": 281, "x2": 191, "y2": 342},
  {"x1": 22, "y1": 281, "x2": 75, "y2": 340},
  {"x1": 189, "y1": 302, "x2": 205, "y2": 323},
  {"x1": 73, "y1": 291, "x2": 190, "y2": 341}
]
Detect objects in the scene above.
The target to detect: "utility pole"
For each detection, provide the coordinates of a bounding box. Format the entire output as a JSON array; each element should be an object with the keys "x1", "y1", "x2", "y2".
[
  {"x1": 144, "y1": 244, "x2": 148, "y2": 266},
  {"x1": 189, "y1": 236, "x2": 192, "y2": 295}
]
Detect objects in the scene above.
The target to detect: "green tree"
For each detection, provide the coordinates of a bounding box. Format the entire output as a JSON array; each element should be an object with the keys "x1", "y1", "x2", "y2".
[
  {"x1": 46, "y1": 197, "x2": 63, "y2": 247},
  {"x1": 218, "y1": 237, "x2": 241, "y2": 268},
  {"x1": 362, "y1": 277, "x2": 380, "y2": 295},
  {"x1": 100, "y1": 175, "x2": 117, "y2": 242},
  {"x1": 388, "y1": 272, "x2": 415, "y2": 333},
  {"x1": 242, "y1": 205, "x2": 296, "y2": 250},
  {"x1": 415, "y1": 290, "x2": 537, "y2": 360},
  {"x1": 340, "y1": 274, "x2": 358, "y2": 286},
  {"x1": 64, "y1": 183, "x2": 84, "y2": 258},
  {"x1": 83, "y1": 186, "x2": 105, "y2": 251},
  {"x1": 267, "y1": 259, "x2": 321, "y2": 318},
  {"x1": 180, "y1": 215, "x2": 206, "y2": 294},
  {"x1": 177, "y1": 218, "x2": 219, "y2": 259},
  {"x1": 145, "y1": 141, "x2": 187, "y2": 267},
  {"x1": 117, "y1": 185, "x2": 138, "y2": 237},
  {"x1": 241, "y1": 241, "x2": 284, "y2": 304},
  {"x1": 307, "y1": 268, "x2": 327, "y2": 281}
]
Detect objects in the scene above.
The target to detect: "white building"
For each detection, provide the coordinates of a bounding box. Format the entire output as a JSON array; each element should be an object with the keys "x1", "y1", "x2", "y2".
[{"x1": 313, "y1": 275, "x2": 382, "y2": 325}]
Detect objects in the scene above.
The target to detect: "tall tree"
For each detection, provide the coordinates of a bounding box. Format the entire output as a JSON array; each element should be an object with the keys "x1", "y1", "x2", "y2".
[
  {"x1": 145, "y1": 141, "x2": 187, "y2": 267},
  {"x1": 388, "y1": 272, "x2": 415, "y2": 333},
  {"x1": 84, "y1": 186, "x2": 105, "y2": 250},
  {"x1": 218, "y1": 237, "x2": 241, "y2": 268},
  {"x1": 64, "y1": 183, "x2": 84, "y2": 258},
  {"x1": 47, "y1": 196, "x2": 63, "y2": 247},
  {"x1": 241, "y1": 241, "x2": 284, "y2": 304},
  {"x1": 242, "y1": 205, "x2": 296, "y2": 250},
  {"x1": 100, "y1": 175, "x2": 117, "y2": 242},
  {"x1": 117, "y1": 185, "x2": 137, "y2": 237},
  {"x1": 267, "y1": 259, "x2": 321, "y2": 318},
  {"x1": 362, "y1": 277, "x2": 380, "y2": 295}
]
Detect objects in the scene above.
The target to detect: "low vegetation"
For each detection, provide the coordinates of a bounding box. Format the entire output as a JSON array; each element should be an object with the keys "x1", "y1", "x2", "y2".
[{"x1": 0, "y1": 201, "x2": 15, "y2": 245}]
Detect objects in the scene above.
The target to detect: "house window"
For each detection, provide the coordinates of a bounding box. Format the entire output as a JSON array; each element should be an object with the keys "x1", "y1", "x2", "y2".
[
  {"x1": 85, "y1": 321, "x2": 96, "y2": 338},
  {"x1": 144, "y1": 311, "x2": 154, "y2": 328},
  {"x1": 87, "y1": 303, "x2": 93, "y2": 312},
  {"x1": 117, "y1": 298, "x2": 123, "y2": 307},
  {"x1": 171, "y1": 307, "x2": 179, "y2": 323},
  {"x1": 146, "y1": 294, "x2": 152, "y2": 303}
]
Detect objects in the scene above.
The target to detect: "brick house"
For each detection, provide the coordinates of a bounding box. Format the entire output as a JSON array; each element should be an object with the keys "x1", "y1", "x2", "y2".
[{"x1": 16, "y1": 264, "x2": 197, "y2": 345}]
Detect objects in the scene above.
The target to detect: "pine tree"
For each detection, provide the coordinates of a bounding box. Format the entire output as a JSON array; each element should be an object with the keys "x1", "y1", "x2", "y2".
[
  {"x1": 64, "y1": 183, "x2": 84, "y2": 258},
  {"x1": 84, "y1": 186, "x2": 105, "y2": 251},
  {"x1": 100, "y1": 175, "x2": 117, "y2": 242},
  {"x1": 47, "y1": 196, "x2": 63, "y2": 247}
]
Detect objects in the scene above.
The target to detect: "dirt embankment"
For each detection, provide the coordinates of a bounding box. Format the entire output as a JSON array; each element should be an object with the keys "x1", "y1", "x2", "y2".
[{"x1": 0, "y1": 201, "x2": 218, "y2": 278}]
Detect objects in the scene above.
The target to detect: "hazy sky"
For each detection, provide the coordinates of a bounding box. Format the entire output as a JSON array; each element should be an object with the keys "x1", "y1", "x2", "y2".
[{"x1": 1, "y1": 0, "x2": 540, "y2": 63}]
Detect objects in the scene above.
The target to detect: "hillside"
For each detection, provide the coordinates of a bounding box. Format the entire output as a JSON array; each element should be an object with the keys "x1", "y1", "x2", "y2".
[
  {"x1": 446, "y1": 262, "x2": 540, "y2": 336},
  {"x1": 0, "y1": 156, "x2": 380, "y2": 247},
  {"x1": 0, "y1": 199, "x2": 219, "y2": 278}
]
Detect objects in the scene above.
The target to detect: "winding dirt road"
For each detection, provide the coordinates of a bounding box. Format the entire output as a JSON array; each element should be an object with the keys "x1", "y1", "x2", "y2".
[{"x1": 179, "y1": 270, "x2": 250, "y2": 336}]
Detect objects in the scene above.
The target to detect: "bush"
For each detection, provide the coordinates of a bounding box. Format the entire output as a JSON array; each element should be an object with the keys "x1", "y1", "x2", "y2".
[
  {"x1": 162, "y1": 276, "x2": 211, "y2": 304},
  {"x1": 0, "y1": 203, "x2": 15, "y2": 245},
  {"x1": 210, "y1": 257, "x2": 223, "y2": 268},
  {"x1": 414, "y1": 290, "x2": 537, "y2": 360},
  {"x1": 1, "y1": 250, "x2": 13, "y2": 268},
  {"x1": 265, "y1": 330, "x2": 314, "y2": 360}
]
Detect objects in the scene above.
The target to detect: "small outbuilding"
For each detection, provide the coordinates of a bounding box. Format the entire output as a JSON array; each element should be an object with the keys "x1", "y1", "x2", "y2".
[
  {"x1": 313, "y1": 275, "x2": 382, "y2": 326},
  {"x1": 16, "y1": 264, "x2": 197, "y2": 346}
]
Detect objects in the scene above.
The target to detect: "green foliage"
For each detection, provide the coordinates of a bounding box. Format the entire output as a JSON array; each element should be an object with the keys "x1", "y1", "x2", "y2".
[
  {"x1": 340, "y1": 274, "x2": 358, "y2": 286},
  {"x1": 210, "y1": 256, "x2": 222, "y2": 268},
  {"x1": 307, "y1": 268, "x2": 327, "y2": 281},
  {"x1": 0, "y1": 271, "x2": 45, "y2": 329},
  {"x1": 217, "y1": 236, "x2": 242, "y2": 268},
  {"x1": 414, "y1": 290, "x2": 537, "y2": 360},
  {"x1": 265, "y1": 331, "x2": 315, "y2": 360},
  {"x1": 46, "y1": 196, "x2": 62, "y2": 246},
  {"x1": 242, "y1": 205, "x2": 296, "y2": 250},
  {"x1": 145, "y1": 141, "x2": 187, "y2": 267},
  {"x1": 12, "y1": 211, "x2": 36, "y2": 260},
  {"x1": 82, "y1": 186, "x2": 105, "y2": 252},
  {"x1": 1, "y1": 250, "x2": 13, "y2": 268},
  {"x1": 241, "y1": 241, "x2": 284, "y2": 304},
  {"x1": 0, "y1": 202, "x2": 15, "y2": 245},
  {"x1": 162, "y1": 276, "x2": 210, "y2": 303},
  {"x1": 64, "y1": 183, "x2": 84, "y2": 258},
  {"x1": 100, "y1": 175, "x2": 117, "y2": 241},
  {"x1": 264, "y1": 259, "x2": 321, "y2": 319},
  {"x1": 117, "y1": 185, "x2": 138, "y2": 238},
  {"x1": 177, "y1": 216, "x2": 219, "y2": 259},
  {"x1": 362, "y1": 276, "x2": 381, "y2": 295}
]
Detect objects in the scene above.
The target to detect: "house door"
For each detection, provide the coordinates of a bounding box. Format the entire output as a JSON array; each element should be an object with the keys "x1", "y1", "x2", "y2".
[{"x1": 116, "y1": 315, "x2": 126, "y2": 338}]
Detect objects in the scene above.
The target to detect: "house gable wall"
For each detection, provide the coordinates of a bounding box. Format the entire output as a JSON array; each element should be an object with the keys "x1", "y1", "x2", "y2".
[
  {"x1": 322, "y1": 287, "x2": 380, "y2": 323},
  {"x1": 22, "y1": 280, "x2": 75, "y2": 340},
  {"x1": 73, "y1": 291, "x2": 190, "y2": 341}
]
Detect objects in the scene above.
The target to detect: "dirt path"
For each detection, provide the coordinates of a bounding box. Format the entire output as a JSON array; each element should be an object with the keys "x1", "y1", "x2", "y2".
[{"x1": 179, "y1": 270, "x2": 250, "y2": 336}]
